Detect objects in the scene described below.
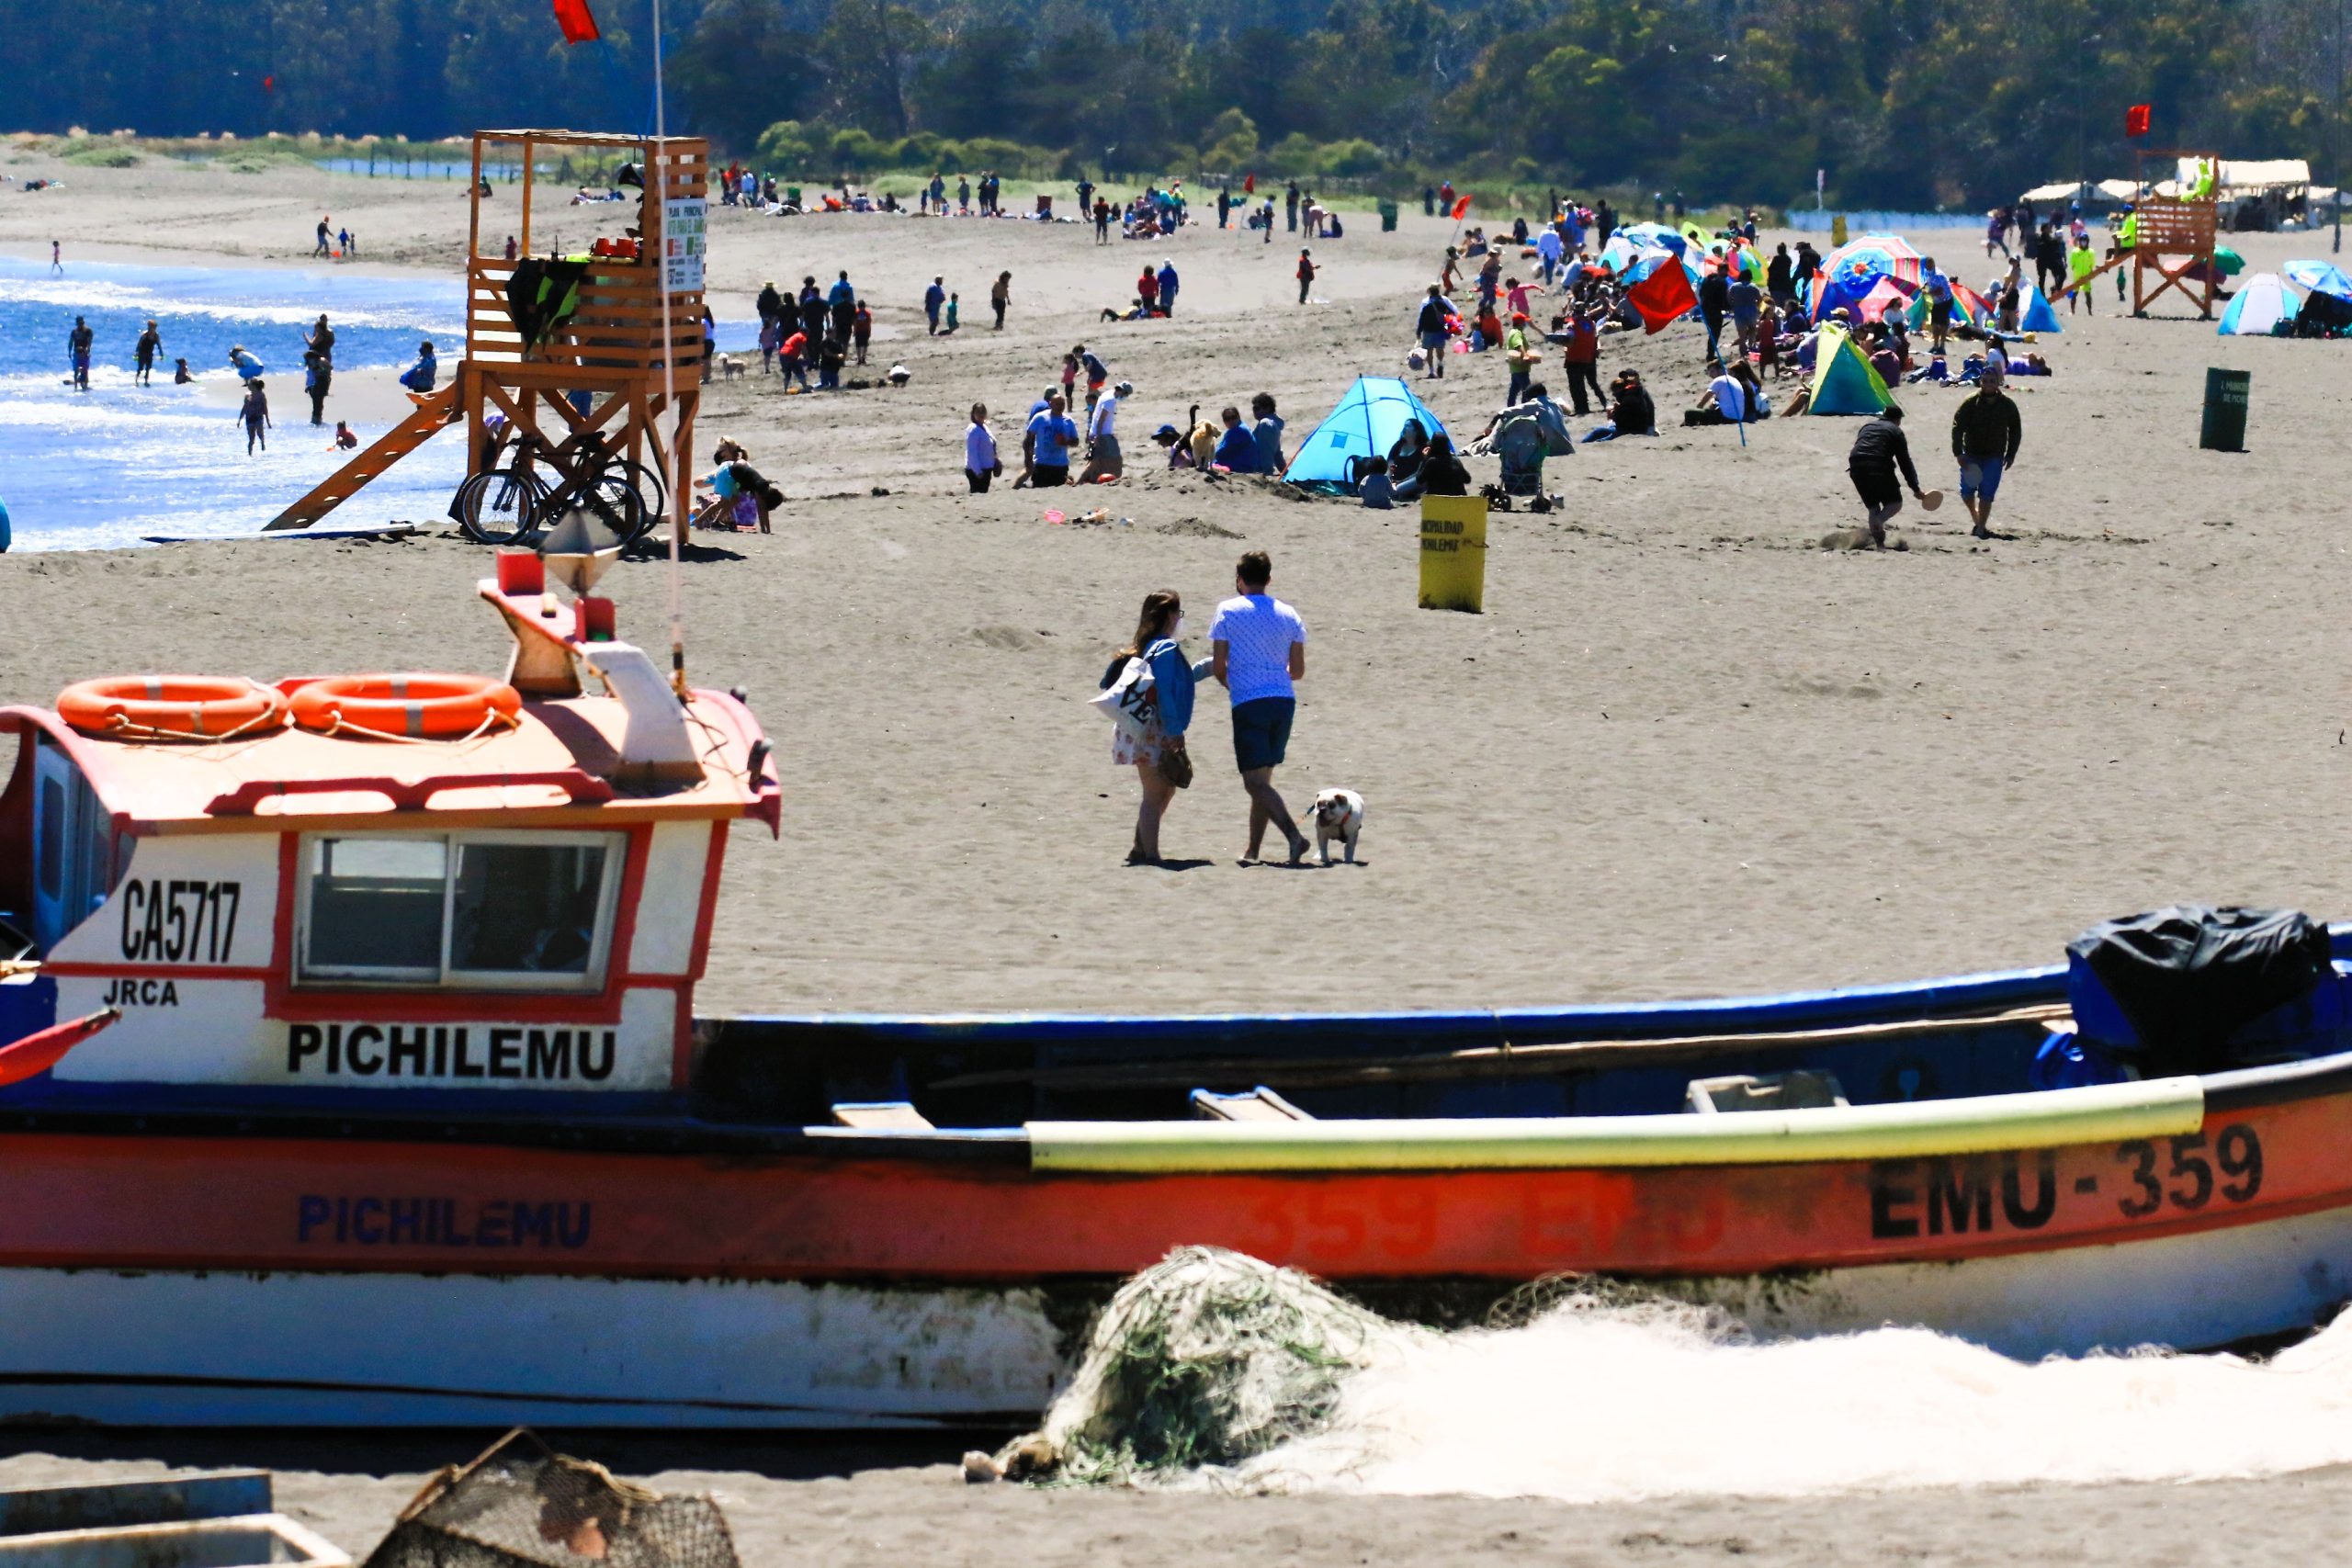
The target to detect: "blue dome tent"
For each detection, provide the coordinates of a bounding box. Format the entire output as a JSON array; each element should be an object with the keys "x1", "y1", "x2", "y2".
[{"x1": 1281, "y1": 376, "x2": 1451, "y2": 493}]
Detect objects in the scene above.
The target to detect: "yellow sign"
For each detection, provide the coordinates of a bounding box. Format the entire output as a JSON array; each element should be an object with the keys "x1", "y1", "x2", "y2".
[{"x1": 1418, "y1": 495, "x2": 1487, "y2": 614}]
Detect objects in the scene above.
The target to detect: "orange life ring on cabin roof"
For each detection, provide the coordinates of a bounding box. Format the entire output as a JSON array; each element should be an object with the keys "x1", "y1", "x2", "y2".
[
  {"x1": 57, "y1": 676, "x2": 288, "y2": 739},
  {"x1": 288, "y1": 673, "x2": 522, "y2": 740}
]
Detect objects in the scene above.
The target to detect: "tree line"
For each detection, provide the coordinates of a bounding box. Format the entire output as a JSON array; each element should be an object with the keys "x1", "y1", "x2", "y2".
[{"x1": 3, "y1": 0, "x2": 2342, "y2": 209}]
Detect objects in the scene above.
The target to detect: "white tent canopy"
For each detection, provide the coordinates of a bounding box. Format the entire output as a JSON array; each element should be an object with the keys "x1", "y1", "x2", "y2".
[
  {"x1": 2179, "y1": 157, "x2": 2311, "y2": 192},
  {"x1": 2019, "y1": 179, "x2": 2137, "y2": 204}
]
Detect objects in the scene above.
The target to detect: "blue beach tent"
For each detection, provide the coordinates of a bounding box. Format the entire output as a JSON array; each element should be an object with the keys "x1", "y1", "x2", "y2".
[
  {"x1": 1283, "y1": 376, "x2": 1450, "y2": 492},
  {"x1": 2017, "y1": 282, "x2": 2064, "y2": 333}
]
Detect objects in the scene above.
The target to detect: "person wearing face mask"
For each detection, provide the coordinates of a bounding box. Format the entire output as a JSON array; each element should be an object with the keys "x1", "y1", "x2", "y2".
[{"x1": 1101, "y1": 589, "x2": 1210, "y2": 866}]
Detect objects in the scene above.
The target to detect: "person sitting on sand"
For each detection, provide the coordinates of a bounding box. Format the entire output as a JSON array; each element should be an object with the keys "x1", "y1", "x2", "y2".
[
  {"x1": 1583, "y1": 368, "x2": 1657, "y2": 442},
  {"x1": 689, "y1": 460, "x2": 784, "y2": 533},
  {"x1": 1152, "y1": 423, "x2": 1192, "y2": 470},
  {"x1": 1848, "y1": 402, "x2": 1926, "y2": 548},
  {"x1": 173, "y1": 357, "x2": 194, "y2": 385},
  {"x1": 1358, "y1": 455, "x2": 1396, "y2": 509},
  {"x1": 1213, "y1": 406, "x2": 1260, "y2": 472},
  {"x1": 1684, "y1": 359, "x2": 1751, "y2": 426},
  {"x1": 333, "y1": 421, "x2": 358, "y2": 450},
  {"x1": 1387, "y1": 420, "x2": 1430, "y2": 487},
  {"x1": 1393, "y1": 434, "x2": 1469, "y2": 501}
]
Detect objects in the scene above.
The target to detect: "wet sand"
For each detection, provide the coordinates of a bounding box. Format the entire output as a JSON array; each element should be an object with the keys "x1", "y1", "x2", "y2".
[{"x1": 3, "y1": 153, "x2": 2352, "y2": 1553}]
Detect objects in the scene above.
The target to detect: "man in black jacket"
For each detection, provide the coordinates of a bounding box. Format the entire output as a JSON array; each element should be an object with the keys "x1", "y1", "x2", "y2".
[
  {"x1": 1697, "y1": 267, "x2": 1730, "y2": 362},
  {"x1": 1951, "y1": 363, "x2": 2023, "y2": 538},
  {"x1": 1849, "y1": 403, "x2": 1925, "y2": 547}
]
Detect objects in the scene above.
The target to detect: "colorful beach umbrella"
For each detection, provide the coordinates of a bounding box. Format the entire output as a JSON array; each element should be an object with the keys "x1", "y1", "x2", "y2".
[
  {"x1": 1823, "y1": 234, "x2": 1925, "y2": 289},
  {"x1": 1616, "y1": 221, "x2": 1689, "y2": 256},
  {"x1": 2285, "y1": 259, "x2": 2352, "y2": 303}
]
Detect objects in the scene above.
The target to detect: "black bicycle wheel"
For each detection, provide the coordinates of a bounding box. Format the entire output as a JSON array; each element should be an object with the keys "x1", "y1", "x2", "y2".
[
  {"x1": 457, "y1": 466, "x2": 543, "y2": 547},
  {"x1": 535, "y1": 471, "x2": 644, "y2": 545},
  {"x1": 609, "y1": 459, "x2": 668, "y2": 536}
]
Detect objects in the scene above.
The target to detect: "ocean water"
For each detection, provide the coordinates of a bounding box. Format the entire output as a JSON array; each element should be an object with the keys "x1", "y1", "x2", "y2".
[
  {"x1": 0, "y1": 256, "x2": 469, "y2": 550},
  {"x1": 0, "y1": 257, "x2": 756, "y2": 552},
  {"x1": 1236, "y1": 1291, "x2": 2352, "y2": 1501}
]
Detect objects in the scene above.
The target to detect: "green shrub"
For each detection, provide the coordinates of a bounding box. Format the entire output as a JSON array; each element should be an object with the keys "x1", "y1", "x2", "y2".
[
  {"x1": 62, "y1": 143, "x2": 141, "y2": 168},
  {"x1": 1315, "y1": 139, "x2": 1385, "y2": 177},
  {"x1": 754, "y1": 119, "x2": 814, "y2": 170}
]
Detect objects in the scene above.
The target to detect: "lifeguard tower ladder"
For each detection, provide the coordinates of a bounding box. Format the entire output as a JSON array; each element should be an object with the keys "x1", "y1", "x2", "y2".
[{"x1": 266, "y1": 130, "x2": 709, "y2": 532}]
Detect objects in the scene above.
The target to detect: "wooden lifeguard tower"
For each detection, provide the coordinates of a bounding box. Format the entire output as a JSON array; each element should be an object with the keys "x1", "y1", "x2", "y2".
[
  {"x1": 268, "y1": 130, "x2": 709, "y2": 532},
  {"x1": 2124, "y1": 149, "x2": 2221, "y2": 319}
]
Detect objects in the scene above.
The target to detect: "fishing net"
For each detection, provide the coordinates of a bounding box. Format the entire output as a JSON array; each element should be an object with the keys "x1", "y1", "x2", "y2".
[
  {"x1": 365, "y1": 1431, "x2": 739, "y2": 1568},
  {"x1": 1000, "y1": 1247, "x2": 1419, "y2": 1486}
]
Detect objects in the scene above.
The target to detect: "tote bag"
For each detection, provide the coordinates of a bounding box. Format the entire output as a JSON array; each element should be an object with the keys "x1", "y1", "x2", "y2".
[{"x1": 1089, "y1": 655, "x2": 1156, "y2": 741}]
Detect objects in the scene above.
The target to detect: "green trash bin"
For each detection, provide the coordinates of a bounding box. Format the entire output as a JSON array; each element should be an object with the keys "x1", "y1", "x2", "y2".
[
  {"x1": 2200, "y1": 367, "x2": 2250, "y2": 452},
  {"x1": 1377, "y1": 198, "x2": 1399, "y2": 232}
]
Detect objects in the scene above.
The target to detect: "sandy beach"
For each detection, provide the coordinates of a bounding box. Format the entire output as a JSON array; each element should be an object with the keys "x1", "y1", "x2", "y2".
[{"x1": 5, "y1": 151, "x2": 2352, "y2": 1558}]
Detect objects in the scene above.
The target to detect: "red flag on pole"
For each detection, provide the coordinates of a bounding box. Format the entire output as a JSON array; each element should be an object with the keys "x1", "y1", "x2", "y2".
[
  {"x1": 551, "y1": 0, "x2": 601, "y2": 44},
  {"x1": 1244, "y1": 174, "x2": 1255, "y2": 194},
  {"x1": 1450, "y1": 194, "x2": 1474, "y2": 220},
  {"x1": 2125, "y1": 103, "x2": 2152, "y2": 138}
]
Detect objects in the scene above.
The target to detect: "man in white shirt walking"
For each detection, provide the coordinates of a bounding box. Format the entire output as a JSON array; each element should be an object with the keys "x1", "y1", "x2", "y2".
[
  {"x1": 1079, "y1": 379, "x2": 1128, "y2": 482},
  {"x1": 1210, "y1": 550, "x2": 1310, "y2": 865}
]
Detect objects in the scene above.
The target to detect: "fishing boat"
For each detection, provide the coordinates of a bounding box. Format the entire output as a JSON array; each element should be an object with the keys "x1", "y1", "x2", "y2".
[{"x1": 4, "y1": 550, "x2": 2352, "y2": 1427}]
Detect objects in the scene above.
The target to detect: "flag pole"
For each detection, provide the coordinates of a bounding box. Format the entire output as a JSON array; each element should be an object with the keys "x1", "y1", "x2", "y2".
[{"x1": 651, "y1": 0, "x2": 687, "y2": 698}]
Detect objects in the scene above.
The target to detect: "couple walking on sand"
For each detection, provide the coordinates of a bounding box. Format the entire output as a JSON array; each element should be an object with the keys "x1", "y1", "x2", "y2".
[{"x1": 1101, "y1": 550, "x2": 1313, "y2": 867}]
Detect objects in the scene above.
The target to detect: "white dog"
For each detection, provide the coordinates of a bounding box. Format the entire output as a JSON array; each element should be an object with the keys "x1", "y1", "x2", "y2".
[
  {"x1": 1310, "y1": 788, "x2": 1363, "y2": 864},
  {"x1": 718, "y1": 354, "x2": 744, "y2": 380}
]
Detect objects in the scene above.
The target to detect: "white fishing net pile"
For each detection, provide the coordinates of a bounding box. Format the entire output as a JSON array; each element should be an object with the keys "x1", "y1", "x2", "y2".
[{"x1": 1006, "y1": 1246, "x2": 1417, "y2": 1485}]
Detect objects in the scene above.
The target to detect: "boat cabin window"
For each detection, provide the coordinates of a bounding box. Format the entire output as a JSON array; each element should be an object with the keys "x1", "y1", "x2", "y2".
[{"x1": 298, "y1": 831, "x2": 622, "y2": 990}]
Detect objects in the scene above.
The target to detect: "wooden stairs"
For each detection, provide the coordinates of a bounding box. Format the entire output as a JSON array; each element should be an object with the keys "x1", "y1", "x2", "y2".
[{"x1": 264, "y1": 384, "x2": 460, "y2": 531}]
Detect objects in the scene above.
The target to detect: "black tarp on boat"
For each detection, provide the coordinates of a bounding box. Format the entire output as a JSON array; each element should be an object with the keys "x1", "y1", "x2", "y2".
[{"x1": 2068, "y1": 905, "x2": 2340, "y2": 1071}]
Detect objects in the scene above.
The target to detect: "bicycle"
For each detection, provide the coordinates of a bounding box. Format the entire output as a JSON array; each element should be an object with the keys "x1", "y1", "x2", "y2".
[{"x1": 451, "y1": 430, "x2": 652, "y2": 547}]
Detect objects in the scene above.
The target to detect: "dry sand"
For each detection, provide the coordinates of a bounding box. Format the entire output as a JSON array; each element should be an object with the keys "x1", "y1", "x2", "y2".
[{"x1": 4, "y1": 154, "x2": 2352, "y2": 1557}]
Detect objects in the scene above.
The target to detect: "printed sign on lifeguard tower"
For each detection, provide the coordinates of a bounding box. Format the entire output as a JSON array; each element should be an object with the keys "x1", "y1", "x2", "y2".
[{"x1": 662, "y1": 197, "x2": 706, "y2": 294}]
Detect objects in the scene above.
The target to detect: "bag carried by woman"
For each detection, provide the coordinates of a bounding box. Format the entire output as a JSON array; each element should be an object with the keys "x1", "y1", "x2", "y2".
[{"x1": 1091, "y1": 651, "x2": 1157, "y2": 741}]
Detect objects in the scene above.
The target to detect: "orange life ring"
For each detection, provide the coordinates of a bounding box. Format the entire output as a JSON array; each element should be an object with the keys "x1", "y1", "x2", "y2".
[
  {"x1": 288, "y1": 673, "x2": 522, "y2": 739},
  {"x1": 57, "y1": 676, "x2": 288, "y2": 739}
]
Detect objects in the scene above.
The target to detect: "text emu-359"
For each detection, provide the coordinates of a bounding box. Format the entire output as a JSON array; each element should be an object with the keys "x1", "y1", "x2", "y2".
[{"x1": 1868, "y1": 1125, "x2": 2266, "y2": 1240}]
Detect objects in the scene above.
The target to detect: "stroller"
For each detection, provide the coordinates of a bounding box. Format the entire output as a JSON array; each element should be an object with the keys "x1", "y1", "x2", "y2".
[{"x1": 1479, "y1": 398, "x2": 1576, "y2": 509}]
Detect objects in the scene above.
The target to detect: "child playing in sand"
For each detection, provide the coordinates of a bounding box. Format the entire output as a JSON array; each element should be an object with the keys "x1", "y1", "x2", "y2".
[
  {"x1": 333, "y1": 421, "x2": 358, "y2": 450},
  {"x1": 690, "y1": 460, "x2": 783, "y2": 533}
]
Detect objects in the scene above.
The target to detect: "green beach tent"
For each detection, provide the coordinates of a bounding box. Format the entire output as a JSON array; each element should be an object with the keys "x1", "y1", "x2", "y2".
[
  {"x1": 1803, "y1": 323, "x2": 1894, "y2": 415},
  {"x1": 1282, "y1": 376, "x2": 1450, "y2": 492}
]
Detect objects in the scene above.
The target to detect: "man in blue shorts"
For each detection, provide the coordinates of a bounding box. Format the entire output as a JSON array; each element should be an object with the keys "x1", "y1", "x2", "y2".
[
  {"x1": 1210, "y1": 550, "x2": 1310, "y2": 865},
  {"x1": 1951, "y1": 361, "x2": 2021, "y2": 540}
]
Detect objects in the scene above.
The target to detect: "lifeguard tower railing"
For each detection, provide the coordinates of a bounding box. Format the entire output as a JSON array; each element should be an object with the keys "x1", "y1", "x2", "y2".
[
  {"x1": 461, "y1": 129, "x2": 710, "y2": 515},
  {"x1": 264, "y1": 129, "x2": 709, "y2": 533}
]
